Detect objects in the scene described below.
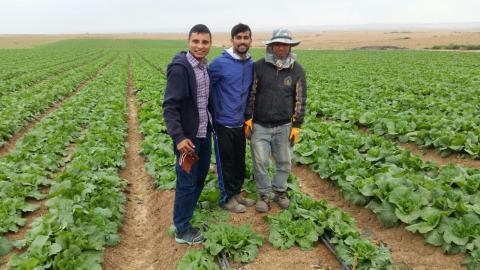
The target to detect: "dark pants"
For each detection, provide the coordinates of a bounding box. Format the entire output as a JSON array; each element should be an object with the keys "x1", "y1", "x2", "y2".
[
  {"x1": 214, "y1": 125, "x2": 246, "y2": 205},
  {"x1": 173, "y1": 133, "x2": 211, "y2": 234}
]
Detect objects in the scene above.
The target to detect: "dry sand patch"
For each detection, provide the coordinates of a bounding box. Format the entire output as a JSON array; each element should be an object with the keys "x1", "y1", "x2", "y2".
[{"x1": 2, "y1": 30, "x2": 480, "y2": 49}]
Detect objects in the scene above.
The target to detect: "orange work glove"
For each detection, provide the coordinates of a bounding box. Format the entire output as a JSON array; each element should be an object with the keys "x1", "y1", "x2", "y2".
[
  {"x1": 289, "y1": 127, "x2": 301, "y2": 146},
  {"x1": 244, "y1": 119, "x2": 253, "y2": 140}
]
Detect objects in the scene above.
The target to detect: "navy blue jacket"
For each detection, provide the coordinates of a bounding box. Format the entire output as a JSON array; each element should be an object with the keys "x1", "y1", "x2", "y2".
[
  {"x1": 209, "y1": 49, "x2": 253, "y2": 127},
  {"x1": 163, "y1": 52, "x2": 214, "y2": 145}
]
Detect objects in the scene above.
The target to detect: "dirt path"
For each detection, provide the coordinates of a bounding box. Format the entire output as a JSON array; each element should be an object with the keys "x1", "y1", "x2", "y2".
[
  {"x1": 293, "y1": 164, "x2": 465, "y2": 270},
  {"x1": 103, "y1": 57, "x2": 192, "y2": 270},
  {"x1": 0, "y1": 57, "x2": 114, "y2": 158},
  {"x1": 356, "y1": 125, "x2": 480, "y2": 170},
  {"x1": 400, "y1": 142, "x2": 480, "y2": 169}
]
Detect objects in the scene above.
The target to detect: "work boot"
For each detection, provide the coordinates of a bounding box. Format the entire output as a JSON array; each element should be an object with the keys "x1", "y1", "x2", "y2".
[
  {"x1": 255, "y1": 194, "x2": 271, "y2": 213},
  {"x1": 223, "y1": 196, "x2": 246, "y2": 213},
  {"x1": 234, "y1": 194, "x2": 255, "y2": 207},
  {"x1": 273, "y1": 191, "x2": 290, "y2": 209}
]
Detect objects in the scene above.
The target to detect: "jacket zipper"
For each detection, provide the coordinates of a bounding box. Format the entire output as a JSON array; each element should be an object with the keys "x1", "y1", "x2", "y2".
[{"x1": 238, "y1": 60, "x2": 247, "y2": 116}]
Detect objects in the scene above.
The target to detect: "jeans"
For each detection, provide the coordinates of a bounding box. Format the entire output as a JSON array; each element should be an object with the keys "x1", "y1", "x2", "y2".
[
  {"x1": 173, "y1": 133, "x2": 211, "y2": 234},
  {"x1": 250, "y1": 123, "x2": 292, "y2": 195}
]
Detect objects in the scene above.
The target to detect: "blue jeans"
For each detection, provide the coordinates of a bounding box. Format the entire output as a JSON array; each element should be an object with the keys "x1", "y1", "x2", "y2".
[
  {"x1": 250, "y1": 123, "x2": 292, "y2": 195},
  {"x1": 173, "y1": 134, "x2": 211, "y2": 234}
]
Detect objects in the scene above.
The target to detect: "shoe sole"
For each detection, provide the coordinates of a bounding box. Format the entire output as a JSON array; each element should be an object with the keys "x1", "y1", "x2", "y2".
[
  {"x1": 235, "y1": 199, "x2": 255, "y2": 207},
  {"x1": 238, "y1": 202, "x2": 255, "y2": 207}
]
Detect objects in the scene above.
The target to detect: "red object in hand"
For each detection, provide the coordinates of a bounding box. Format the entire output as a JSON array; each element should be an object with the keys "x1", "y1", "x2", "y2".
[{"x1": 179, "y1": 152, "x2": 199, "y2": 174}]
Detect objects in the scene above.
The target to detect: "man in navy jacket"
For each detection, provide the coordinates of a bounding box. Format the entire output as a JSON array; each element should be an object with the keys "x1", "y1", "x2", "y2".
[
  {"x1": 210, "y1": 23, "x2": 255, "y2": 213},
  {"x1": 245, "y1": 28, "x2": 307, "y2": 213},
  {"x1": 163, "y1": 24, "x2": 214, "y2": 244}
]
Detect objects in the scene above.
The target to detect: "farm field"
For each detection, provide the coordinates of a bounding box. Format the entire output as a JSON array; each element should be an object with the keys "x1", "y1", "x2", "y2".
[{"x1": 0, "y1": 39, "x2": 479, "y2": 270}]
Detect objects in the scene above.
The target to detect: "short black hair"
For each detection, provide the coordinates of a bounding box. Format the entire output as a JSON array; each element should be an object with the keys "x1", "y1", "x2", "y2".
[
  {"x1": 188, "y1": 24, "x2": 211, "y2": 39},
  {"x1": 231, "y1": 23, "x2": 251, "y2": 39}
]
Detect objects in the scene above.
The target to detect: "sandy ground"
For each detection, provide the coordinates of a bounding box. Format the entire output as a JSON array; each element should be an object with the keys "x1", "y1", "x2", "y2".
[
  {"x1": 401, "y1": 142, "x2": 480, "y2": 169},
  {"x1": 102, "y1": 57, "x2": 189, "y2": 270},
  {"x1": 103, "y1": 57, "x2": 223, "y2": 270},
  {"x1": 1, "y1": 30, "x2": 480, "y2": 49},
  {"x1": 356, "y1": 126, "x2": 480, "y2": 169}
]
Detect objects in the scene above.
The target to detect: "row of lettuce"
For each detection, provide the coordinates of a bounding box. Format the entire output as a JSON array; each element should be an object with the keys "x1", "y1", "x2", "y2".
[
  {"x1": 0, "y1": 48, "x2": 99, "y2": 80},
  {"x1": 133, "y1": 49, "x2": 393, "y2": 269},
  {"x1": 0, "y1": 53, "x2": 128, "y2": 268},
  {"x1": 294, "y1": 114, "x2": 480, "y2": 269},
  {"x1": 0, "y1": 49, "x2": 104, "y2": 93},
  {"x1": 0, "y1": 49, "x2": 116, "y2": 148},
  {"x1": 299, "y1": 50, "x2": 480, "y2": 159}
]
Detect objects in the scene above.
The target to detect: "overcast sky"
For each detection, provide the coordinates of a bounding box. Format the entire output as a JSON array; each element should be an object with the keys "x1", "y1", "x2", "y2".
[{"x1": 1, "y1": 0, "x2": 479, "y2": 34}]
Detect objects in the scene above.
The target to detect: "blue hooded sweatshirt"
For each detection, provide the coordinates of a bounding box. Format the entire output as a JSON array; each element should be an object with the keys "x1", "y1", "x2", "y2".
[{"x1": 209, "y1": 48, "x2": 254, "y2": 127}]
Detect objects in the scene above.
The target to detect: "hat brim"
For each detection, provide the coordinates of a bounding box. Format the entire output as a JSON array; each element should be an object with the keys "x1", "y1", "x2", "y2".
[{"x1": 263, "y1": 38, "x2": 301, "y2": 47}]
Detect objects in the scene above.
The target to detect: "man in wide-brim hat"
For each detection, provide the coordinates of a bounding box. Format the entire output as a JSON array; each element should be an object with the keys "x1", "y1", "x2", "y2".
[
  {"x1": 264, "y1": 27, "x2": 301, "y2": 46},
  {"x1": 245, "y1": 28, "x2": 307, "y2": 212},
  {"x1": 263, "y1": 28, "x2": 301, "y2": 69}
]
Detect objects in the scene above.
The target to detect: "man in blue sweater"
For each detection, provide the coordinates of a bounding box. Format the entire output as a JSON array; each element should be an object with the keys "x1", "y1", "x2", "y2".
[
  {"x1": 210, "y1": 23, "x2": 255, "y2": 213},
  {"x1": 163, "y1": 24, "x2": 213, "y2": 244}
]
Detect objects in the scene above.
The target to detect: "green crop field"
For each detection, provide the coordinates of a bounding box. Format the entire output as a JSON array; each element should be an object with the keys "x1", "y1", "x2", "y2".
[{"x1": 0, "y1": 39, "x2": 479, "y2": 270}]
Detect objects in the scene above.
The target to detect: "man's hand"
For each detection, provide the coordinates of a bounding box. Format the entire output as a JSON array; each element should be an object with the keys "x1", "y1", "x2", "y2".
[
  {"x1": 177, "y1": 139, "x2": 195, "y2": 154},
  {"x1": 244, "y1": 119, "x2": 253, "y2": 140},
  {"x1": 289, "y1": 127, "x2": 301, "y2": 146}
]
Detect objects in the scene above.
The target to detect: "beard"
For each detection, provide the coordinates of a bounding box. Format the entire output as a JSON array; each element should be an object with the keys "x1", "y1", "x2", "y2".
[{"x1": 235, "y1": 44, "x2": 249, "y2": 55}]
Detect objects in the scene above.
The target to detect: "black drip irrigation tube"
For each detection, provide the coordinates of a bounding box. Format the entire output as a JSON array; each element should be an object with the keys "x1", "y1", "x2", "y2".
[
  {"x1": 216, "y1": 251, "x2": 230, "y2": 270},
  {"x1": 320, "y1": 232, "x2": 352, "y2": 270}
]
